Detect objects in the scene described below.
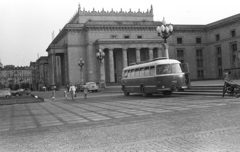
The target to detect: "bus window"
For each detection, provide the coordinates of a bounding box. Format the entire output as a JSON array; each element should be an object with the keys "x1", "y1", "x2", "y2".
[
  {"x1": 144, "y1": 67, "x2": 150, "y2": 76},
  {"x1": 172, "y1": 64, "x2": 182, "y2": 73},
  {"x1": 139, "y1": 68, "x2": 144, "y2": 77},
  {"x1": 149, "y1": 66, "x2": 155, "y2": 76},
  {"x1": 127, "y1": 70, "x2": 131, "y2": 78},
  {"x1": 134, "y1": 69, "x2": 140, "y2": 77},
  {"x1": 130, "y1": 70, "x2": 135, "y2": 78},
  {"x1": 156, "y1": 64, "x2": 171, "y2": 75},
  {"x1": 124, "y1": 71, "x2": 128, "y2": 78}
]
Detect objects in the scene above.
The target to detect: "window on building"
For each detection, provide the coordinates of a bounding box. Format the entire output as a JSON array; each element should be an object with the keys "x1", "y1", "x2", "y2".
[
  {"x1": 230, "y1": 43, "x2": 237, "y2": 63},
  {"x1": 177, "y1": 38, "x2": 182, "y2": 44},
  {"x1": 218, "y1": 57, "x2": 222, "y2": 66},
  {"x1": 196, "y1": 49, "x2": 203, "y2": 57},
  {"x1": 111, "y1": 35, "x2": 117, "y2": 39},
  {"x1": 197, "y1": 70, "x2": 204, "y2": 78},
  {"x1": 231, "y1": 29, "x2": 236, "y2": 37},
  {"x1": 197, "y1": 59, "x2": 203, "y2": 67},
  {"x1": 177, "y1": 49, "x2": 184, "y2": 58},
  {"x1": 218, "y1": 69, "x2": 223, "y2": 77},
  {"x1": 231, "y1": 43, "x2": 237, "y2": 52},
  {"x1": 124, "y1": 35, "x2": 130, "y2": 39},
  {"x1": 137, "y1": 35, "x2": 142, "y2": 39},
  {"x1": 216, "y1": 46, "x2": 221, "y2": 55},
  {"x1": 196, "y1": 37, "x2": 201, "y2": 44},
  {"x1": 216, "y1": 34, "x2": 220, "y2": 41}
]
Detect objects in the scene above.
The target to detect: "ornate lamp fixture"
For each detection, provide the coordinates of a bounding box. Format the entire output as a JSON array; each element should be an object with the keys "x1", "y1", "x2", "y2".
[
  {"x1": 156, "y1": 17, "x2": 173, "y2": 43},
  {"x1": 78, "y1": 58, "x2": 85, "y2": 70},
  {"x1": 96, "y1": 49, "x2": 105, "y2": 64}
]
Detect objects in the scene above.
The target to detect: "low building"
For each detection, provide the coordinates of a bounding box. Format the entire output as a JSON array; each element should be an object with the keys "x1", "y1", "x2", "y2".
[{"x1": 0, "y1": 64, "x2": 33, "y2": 89}]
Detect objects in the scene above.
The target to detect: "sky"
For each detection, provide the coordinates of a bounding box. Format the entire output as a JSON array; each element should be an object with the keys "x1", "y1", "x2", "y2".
[{"x1": 0, "y1": 0, "x2": 239, "y2": 67}]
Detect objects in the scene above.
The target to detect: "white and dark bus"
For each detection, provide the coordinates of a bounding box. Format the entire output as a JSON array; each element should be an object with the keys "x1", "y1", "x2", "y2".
[{"x1": 121, "y1": 58, "x2": 189, "y2": 96}]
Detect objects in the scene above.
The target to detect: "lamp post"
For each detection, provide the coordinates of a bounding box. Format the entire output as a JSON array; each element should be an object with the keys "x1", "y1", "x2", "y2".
[
  {"x1": 96, "y1": 49, "x2": 105, "y2": 88},
  {"x1": 78, "y1": 58, "x2": 85, "y2": 85},
  {"x1": 156, "y1": 17, "x2": 173, "y2": 59}
]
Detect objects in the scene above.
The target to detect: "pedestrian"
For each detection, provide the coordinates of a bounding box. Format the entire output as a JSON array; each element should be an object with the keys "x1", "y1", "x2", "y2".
[
  {"x1": 52, "y1": 89, "x2": 55, "y2": 101},
  {"x1": 223, "y1": 71, "x2": 232, "y2": 82},
  {"x1": 64, "y1": 90, "x2": 68, "y2": 100},
  {"x1": 83, "y1": 84, "x2": 88, "y2": 99},
  {"x1": 69, "y1": 84, "x2": 76, "y2": 100}
]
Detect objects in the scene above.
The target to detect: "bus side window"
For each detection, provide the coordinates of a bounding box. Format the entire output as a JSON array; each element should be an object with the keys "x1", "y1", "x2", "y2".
[
  {"x1": 139, "y1": 68, "x2": 144, "y2": 77},
  {"x1": 134, "y1": 69, "x2": 140, "y2": 77},
  {"x1": 127, "y1": 70, "x2": 131, "y2": 78},
  {"x1": 149, "y1": 66, "x2": 155, "y2": 76},
  {"x1": 130, "y1": 70, "x2": 135, "y2": 78},
  {"x1": 124, "y1": 71, "x2": 128, "y2": 78},
  {"x1": 144, "y1": 67, "x2": 150, "y2": 76}
]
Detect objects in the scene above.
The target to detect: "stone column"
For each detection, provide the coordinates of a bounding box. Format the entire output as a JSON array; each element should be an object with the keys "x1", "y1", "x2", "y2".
[
  {"x1": 100, "y1": 58, "x2": 106, "y2": 87},
  {"x1": 149, "y1": 48, "x2": 153, "y2": 60},
  {"x1": 157, "y1": 47, "x2": 162, "y2": 57},
  {"x1": 109, "y1": 48, "x2": 115, "y2": 82},
  {"x1": 50, "y1": 50, "x2": 56, "y2": 86},
  {"x1": 122, "y1": 48, "x2": 128, "y2": 68},
  {"x1": 136, "y1": 48, "x2": 141, "y2": 63}
]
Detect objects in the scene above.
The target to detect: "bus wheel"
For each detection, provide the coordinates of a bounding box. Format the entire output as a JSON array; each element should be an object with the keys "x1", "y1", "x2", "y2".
[{"x1": 162, "y1": 91, "x2": 172, "y2": 95}]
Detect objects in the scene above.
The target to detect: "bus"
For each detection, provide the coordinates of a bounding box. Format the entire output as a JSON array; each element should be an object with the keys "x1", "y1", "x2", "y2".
[{"x1": 121, "y1": 57, "x2": 189, "y2": 97}]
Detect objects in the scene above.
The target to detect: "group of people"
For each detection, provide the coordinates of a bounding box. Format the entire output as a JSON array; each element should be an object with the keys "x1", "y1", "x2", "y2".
[{"x1": 64, "y1": 84, "x2": 88, "y2": 100}]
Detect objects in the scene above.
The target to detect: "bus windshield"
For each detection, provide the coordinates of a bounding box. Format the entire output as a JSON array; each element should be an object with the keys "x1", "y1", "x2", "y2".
[{"x1": 156, "y1": 63, "x2": 182, "y2": 75}]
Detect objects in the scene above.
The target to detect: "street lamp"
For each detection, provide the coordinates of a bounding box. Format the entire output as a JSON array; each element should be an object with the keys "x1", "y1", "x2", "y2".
[
  {"x1": 96, "y1": 49, "x2": 105, "y2": 88},
  {"x1": 96, "y1": 49, "x2": 105, "y2": 64},
  {"x1": 156, "y1": 17, "x2": 173, "y2": 59},
  {"x1": 78, "y1": 58, "x2": 85, "y2": 85},
  {"x1": 156, "y1": 17, "x2": 173, "y2": 43}
]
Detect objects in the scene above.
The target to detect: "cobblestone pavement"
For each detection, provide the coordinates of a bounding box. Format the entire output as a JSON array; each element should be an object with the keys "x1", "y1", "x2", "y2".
[{"x1": 1, "y1": 94, "x2": 240, "y2": 151}]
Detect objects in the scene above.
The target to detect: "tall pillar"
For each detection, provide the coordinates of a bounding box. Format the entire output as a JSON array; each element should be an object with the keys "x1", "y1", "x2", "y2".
[
  {"x1": 51, "y1": 53, "x2": 56, "y2": 86},
  {"x1": 157, "y1": 47, "x2": 162, "y2": 57},
  {"x1": 122, "y1": 48, "x2": 128, "y2": 68},
  {"x1": 149, "y1": 48, "x2": 153, "y2": 60},
  {"x1": 109, "y1": 48, "x2": 115, "y2": 82},
  {"x1": 136, "y1": 48, "x2": 141, "y2": 63},
  {"x1": 55, "y1": 56, "x2": 62, "y2": 86},
  {"x1": 100, "y1": 58, "x2": 106, "y2": 87}
]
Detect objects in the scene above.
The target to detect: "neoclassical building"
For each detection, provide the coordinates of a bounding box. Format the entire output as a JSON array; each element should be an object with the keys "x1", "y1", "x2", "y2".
[{"x1": 46, "y1": 4, "x2": 240, "y2": 87}]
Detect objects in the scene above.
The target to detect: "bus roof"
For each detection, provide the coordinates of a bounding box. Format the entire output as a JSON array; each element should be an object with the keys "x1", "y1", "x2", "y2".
[{"x1": 123, "y1": 59, "x2": 180, "y2": 71}]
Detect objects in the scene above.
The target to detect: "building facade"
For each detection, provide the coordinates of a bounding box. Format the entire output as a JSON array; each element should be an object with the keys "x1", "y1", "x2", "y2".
[
  {"x1": 46, "y1": 4, "x2": 240, "y2": 87},
  {"x1": 0, "y1": 65, "x2": 33, "y2": 89}
]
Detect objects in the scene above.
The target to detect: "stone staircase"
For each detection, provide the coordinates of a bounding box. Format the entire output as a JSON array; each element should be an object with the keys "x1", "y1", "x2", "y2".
[{"x1": 175, "y1": 85, "x2": 224, "y2": 96}]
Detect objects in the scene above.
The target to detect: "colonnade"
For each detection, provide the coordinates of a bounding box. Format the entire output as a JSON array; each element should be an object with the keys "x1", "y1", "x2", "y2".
[{"x1": 102, "y1": 46, "x2": 167, "y2": 83}]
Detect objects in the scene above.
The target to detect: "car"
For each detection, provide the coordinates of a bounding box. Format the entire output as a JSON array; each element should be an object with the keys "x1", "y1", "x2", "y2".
[
  {"x1": 0, "y1": 88, "x2": 11, "y2": 97},
  {"x1": 11, "y1": 90, "x2": 22, "y2": 96},
  {"x1": 76, "y1": 82, "x2": 99, "y2": 92},
  {"x1": 85, "y1": 82, "x2": 99, "y2": 92}
]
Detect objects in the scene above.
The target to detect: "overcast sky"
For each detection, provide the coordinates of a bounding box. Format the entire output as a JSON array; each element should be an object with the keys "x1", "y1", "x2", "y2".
[{"x1": 1, "y1": 0, "x2": 239, "y2": 66}]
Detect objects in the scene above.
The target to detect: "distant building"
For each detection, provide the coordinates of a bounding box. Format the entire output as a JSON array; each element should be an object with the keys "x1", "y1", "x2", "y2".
[
  {"x1": 36, "y1": 56, "x2": 48, "y2": 90},
  {"x1": 0, "y1": 64, "x2": 32, "y2": 89},
  {"x1": 46, "y1": 4, "x2": 240, "y2": 88}
]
